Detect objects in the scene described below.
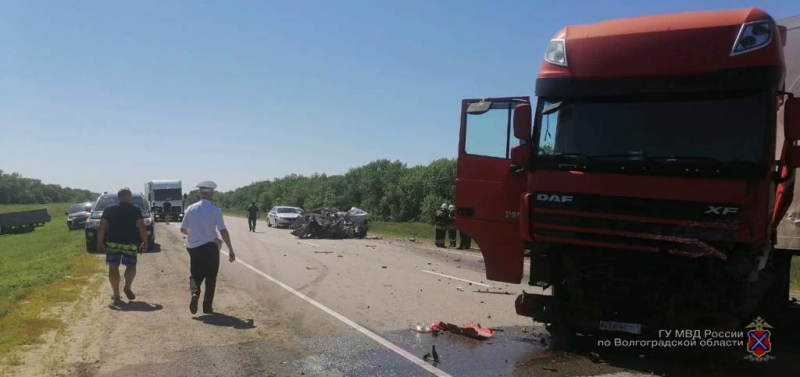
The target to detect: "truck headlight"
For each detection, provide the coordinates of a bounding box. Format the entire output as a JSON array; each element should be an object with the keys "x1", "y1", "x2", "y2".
[
  {"x1": 86, "y1": 218, "x2": 101, "y2": 229},
  {"x1": 144, "y1": 217, "x2": 153, "y2": 226},
  {"x1": 544, "y1": 39, "x2": 567, "y2": 67},
  {"x1": 731, "y1": 20, "x2": 772, "y2": 56}
]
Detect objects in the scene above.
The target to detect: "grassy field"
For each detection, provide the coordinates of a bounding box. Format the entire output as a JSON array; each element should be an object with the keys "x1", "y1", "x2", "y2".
[
  {"x1": 792, "y1": 257, "x2": 800, "y2": 291},
  {"x1": 0, "y1": 203, "x2": 103, "y2": 360},
  {"x1": 369, "y1": 221, "x2": 439, "y2": 244}
]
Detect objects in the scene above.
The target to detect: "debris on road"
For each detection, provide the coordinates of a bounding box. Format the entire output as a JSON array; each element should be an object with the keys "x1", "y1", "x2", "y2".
[
  {"x1": 456, "y1": 287, "x2": 464, "y2": 292},
  {"x1": 474, "y1": 289, "x2": 511, "y2": 295},
  {"x1": 381, "y1": 266, "x2": 387, "y2": 269},
  {"x1": 414, "y1": 321, "x2": 496, "y2": 340},
  {"x1": 314, "y1": 251, "x2": 333, "y2": 254},
  {"x1": 305, "y1": 266, "x2": 318, "y2": 270},
  {"x1": 291, "y1": 207, "x2": 369, "y2": 239},
  {"x1": 423, "y1": 345, "x2": 440, "y2": 363},
  {"x1": 408, "y1": 238, "x2": 416, "y2": 242}
]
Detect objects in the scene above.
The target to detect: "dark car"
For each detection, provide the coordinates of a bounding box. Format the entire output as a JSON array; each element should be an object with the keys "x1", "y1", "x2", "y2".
[
  {"x1": 85, "y1": 193, "x2": 155, "y2": 252},
  {"x1": 65, "y1": 202, "x2": 94, "y2": 230}
]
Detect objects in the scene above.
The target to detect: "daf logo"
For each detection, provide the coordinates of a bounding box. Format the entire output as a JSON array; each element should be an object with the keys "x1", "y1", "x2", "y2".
[
  {"x1": 537, "y1": 194, "x2": 573, "y2": 203},
  {"x1": 705, "y1": 206, "x2": 739, "y2": 215}
]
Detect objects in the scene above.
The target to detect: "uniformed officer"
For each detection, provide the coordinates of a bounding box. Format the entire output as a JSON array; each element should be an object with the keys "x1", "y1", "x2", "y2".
[
  {"x1": 434, "y1": 203, "x2": 449, "y2": 247},
  {"x1": 447, "y1": 204, "x2": 457, "y2": 248},
  {"x1": 180, "y1": 181, "x2": 236, "y2": 315}
]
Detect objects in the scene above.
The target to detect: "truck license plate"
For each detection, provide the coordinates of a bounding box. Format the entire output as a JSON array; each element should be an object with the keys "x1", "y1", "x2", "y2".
[{"x1": 599, "y1": 321, "x2": 642, "y2": 335}]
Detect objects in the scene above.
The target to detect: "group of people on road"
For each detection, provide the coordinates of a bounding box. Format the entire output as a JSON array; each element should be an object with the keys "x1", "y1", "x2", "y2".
[
  {"x1": 98, "y1": 182, "x2": 235, "y2": 315},
  {"x1": 99, "y1": 185, "x2": 472, "y2": 316},
  {"x1": 434, "y1": 203, "x2": 471, "y2": 250}
]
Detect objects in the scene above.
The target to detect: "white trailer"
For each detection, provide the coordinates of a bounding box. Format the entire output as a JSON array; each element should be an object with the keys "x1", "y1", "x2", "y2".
[{"x1": 144, "y1": 180, "x2": 183, "y2": 222}]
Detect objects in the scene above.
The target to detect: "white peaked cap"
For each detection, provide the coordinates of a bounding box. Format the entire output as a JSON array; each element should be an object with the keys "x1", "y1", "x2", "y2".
[{"x1": 196, "y1": 181, "x2": 218, "y2": 193}]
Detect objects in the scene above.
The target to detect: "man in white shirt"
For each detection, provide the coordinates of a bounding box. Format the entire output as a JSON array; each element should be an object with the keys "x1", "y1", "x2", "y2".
[{"x1": 180, "y1": 181, "x2": 235, "y2": 315}]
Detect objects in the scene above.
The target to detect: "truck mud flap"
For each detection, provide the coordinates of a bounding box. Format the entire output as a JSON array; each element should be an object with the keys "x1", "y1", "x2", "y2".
[{"x1": 515, "y1": 291, "x2": 557, "y2": 323}]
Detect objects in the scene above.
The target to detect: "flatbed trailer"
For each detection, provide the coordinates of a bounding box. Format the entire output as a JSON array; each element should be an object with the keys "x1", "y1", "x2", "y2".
[{"x1": 0, "y1": 208, "x2": 51, "y2": 235}]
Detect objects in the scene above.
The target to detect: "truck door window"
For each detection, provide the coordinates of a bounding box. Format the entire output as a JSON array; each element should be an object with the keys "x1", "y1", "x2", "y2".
[{"x1": 465, "y1": 102, "x2": 513, "y2": 159}]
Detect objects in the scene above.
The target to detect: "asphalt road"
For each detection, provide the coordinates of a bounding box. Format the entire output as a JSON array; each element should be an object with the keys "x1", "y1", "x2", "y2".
[{"x1": 7, "y1": 216, "x2": 800, "y2": 377}]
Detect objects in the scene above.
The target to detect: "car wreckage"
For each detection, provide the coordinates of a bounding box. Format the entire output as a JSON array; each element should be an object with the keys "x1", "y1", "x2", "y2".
[{"x1": 291, "y1": 207, "x2": 368, "y2": 239}]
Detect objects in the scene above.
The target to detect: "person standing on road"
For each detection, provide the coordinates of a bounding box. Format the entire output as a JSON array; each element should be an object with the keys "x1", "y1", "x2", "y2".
[
  {"x1": 434, "y1": 203, "x2": 449, "y2": 247},
  {"x1": 447, "y1": 204, "x2": 457, "y2": 248},
  {"x1": 180, "y1": 181, "x2": 235, "y2": 315},
  {"x1": 246, "y1": 202, "x2": 259, "y2": 232},
  {"x1": 163, "y1": 199, "x2": 173, "y2": 225},
  {"x1": 97, "y1": 188, "x2": 149, "y2": 303}
]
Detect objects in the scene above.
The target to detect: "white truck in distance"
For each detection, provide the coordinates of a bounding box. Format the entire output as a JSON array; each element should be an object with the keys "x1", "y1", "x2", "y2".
[{"x1": 145, "y1": 180, "x2": 183, "y2": 222}]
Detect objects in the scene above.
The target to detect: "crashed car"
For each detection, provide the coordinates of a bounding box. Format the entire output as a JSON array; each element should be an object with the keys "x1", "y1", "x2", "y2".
[{"x1": 291, "y1": 207, "x2": 368, "y2": 239}]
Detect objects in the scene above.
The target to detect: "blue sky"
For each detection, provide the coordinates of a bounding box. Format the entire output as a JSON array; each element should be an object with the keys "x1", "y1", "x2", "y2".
[{"x1": 1, "y1": 1, "x2": 797, "y2": 192}]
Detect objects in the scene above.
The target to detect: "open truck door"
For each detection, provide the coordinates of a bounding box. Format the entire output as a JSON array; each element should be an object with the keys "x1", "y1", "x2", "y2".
[{"x1": 455, "y1": 97, "x2": 531, "y2": 284}]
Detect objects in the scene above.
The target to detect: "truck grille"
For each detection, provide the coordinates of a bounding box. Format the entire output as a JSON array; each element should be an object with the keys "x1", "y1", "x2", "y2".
[{"x1": 531, "y1": 192, "x2": 740, "y2": 260}]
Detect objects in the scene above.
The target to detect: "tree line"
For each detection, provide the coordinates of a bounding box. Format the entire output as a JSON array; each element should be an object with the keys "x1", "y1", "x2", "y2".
[
  {"x1": 0, "y1": 170, "x2": 98, "y2": 205},
  {"x1": 186, "y1": 158, "x2": 456, "y2": 223}
]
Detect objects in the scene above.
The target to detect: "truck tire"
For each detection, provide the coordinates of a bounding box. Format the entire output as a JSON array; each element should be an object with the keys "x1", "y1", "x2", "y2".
[
  {"x1": 546, "y1": 322, "x2": 577, "y2": 351},
  {"x1": 86, "y1": 238, "x2": 97, "y2": 253},
  {"x1": 148, "y1": 236, "x2": 155, "y2": 250}
]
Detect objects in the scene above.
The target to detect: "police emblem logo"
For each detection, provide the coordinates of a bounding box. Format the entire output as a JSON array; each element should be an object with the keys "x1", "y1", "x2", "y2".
[{"x1": 745, "y1": 316, "x2": 774, "y2": 361}]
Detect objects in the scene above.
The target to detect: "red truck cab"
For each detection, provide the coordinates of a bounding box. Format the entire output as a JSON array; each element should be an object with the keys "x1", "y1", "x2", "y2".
[{"x1": 456, "y1": 8, "x2": 800, "y2": 337}]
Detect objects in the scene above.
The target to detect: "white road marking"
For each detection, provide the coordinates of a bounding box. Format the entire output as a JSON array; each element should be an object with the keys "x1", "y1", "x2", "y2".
[
  {"x1": 298, "y1": 241, "x2": 320, "y2": 247},
  {"x1": 219, "y1": 249, "x2": 451, "y2": 377},
  {"x1": 421, "y1": 270, "x2": 492, "y2": 288}
]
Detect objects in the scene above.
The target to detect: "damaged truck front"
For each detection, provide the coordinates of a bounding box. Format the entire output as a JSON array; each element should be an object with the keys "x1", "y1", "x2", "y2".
[{"x1": 454, "y1": 8, "x2": 800, "y2": 343}]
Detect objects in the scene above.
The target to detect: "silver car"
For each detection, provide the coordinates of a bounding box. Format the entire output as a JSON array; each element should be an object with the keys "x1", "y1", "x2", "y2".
[{"x1": 267, "y1": 206, "x2": 303, "y2": 228}]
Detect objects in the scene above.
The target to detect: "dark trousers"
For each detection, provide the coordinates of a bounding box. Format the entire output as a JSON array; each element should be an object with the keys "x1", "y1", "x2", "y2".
[
  {"x1": 459, "y1": 232, "x2": 472, "y2": 250},
  {"x1": 435, "y1": 228, "x2": 446, "y2": 247},
  {"x1": 448, "y1": 229, "x2": 457, "y2": 247},
  {"x1": 188, "y1": 242, "x2": 220, "y2": 311},
  {"x1": 248, "y1": 217, "x2": 257, "y2": 232}
]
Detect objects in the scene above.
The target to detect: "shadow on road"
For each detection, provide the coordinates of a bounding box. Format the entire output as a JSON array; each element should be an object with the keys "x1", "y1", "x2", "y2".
[
  {"x1": 192, "y1": 313, "x2": 256, "y2": 329},
  {"x1": 143, "y1": 243, "x2": 163, "y2": 253},
  {"x1": 109, "y1": 301, "x2": 164, "y2": 312}
]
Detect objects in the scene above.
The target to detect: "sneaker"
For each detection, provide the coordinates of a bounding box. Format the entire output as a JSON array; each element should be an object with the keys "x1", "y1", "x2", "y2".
[
  {"x1": 123, "y1": 287, "x2": 136, "y2": 300},
  {"x1": 189, "y1": 294, "x2": 199, "y2": 314}
]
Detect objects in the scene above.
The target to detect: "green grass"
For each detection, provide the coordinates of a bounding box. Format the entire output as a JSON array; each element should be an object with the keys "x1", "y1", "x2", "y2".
[
  {"x1": 0, "y1": 203, "x2": 103, "y2": 359},
  {"x1": 369, "y1": 221, "x2": 440, "y2": 245}
]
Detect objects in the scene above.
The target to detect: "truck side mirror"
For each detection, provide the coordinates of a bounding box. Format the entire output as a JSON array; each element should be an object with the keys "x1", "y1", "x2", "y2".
[
  {"x1": 785, "y1": 98, "x2": 800, "y2": 168},
  {"x1": 513, "y1": 103, "x2": 532, "y2": 140}
]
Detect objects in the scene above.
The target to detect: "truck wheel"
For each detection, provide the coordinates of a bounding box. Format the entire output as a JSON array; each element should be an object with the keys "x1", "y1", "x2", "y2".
[
  {"x1": 546, "y1": 322, "x2": 577, "y2": 351},
  {"x1": 149, "y1": 236, "x2": 155, "y2": 250},
  {"x1": 267, "y1": 219, "x2": 273, "y2": 227}
]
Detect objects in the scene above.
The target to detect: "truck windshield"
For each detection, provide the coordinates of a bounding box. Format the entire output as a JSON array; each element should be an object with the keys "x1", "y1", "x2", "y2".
[
  {"x1": 535, "y1": 91, "x2": 768, "y2": 166},
  {"x1": 154, "y1": 189, "x2": 181, "y2": 201}
]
